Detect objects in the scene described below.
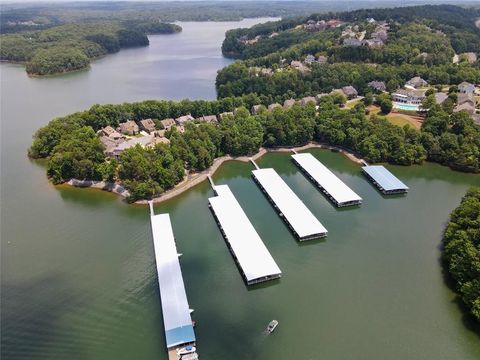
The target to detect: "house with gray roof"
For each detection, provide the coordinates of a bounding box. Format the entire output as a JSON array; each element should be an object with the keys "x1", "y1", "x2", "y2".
[
  {"x1": 367, "y1": 81, "x2": 386, "y2": 92},
  {"x1": 109, "y1": 135, "x2": 154, "y2": 159},
  {"x1": 283, "y1": 99, "x2": 296, "y2": 109},
  {"x1": 268, "y1": 103, "x2": 282, "y2": 112},
  {"x1": 434, "y1": 92, "x2": 448, "y2": 105},
  {"x1": 406, "y1": 77, "x2": 428, "y2": 88},
  {"x1": 458, "y1": 82, "x2": 475, "y2": 95},
  {"x1": 197, "y1": 115, "x2": 218, "y2": 123},
  {"x1": 342, "y1": 86, "x2": 358, "y2": 99},
  {"x1": 305, "y1": 54, "x2": 316, "y2": 64},
  {"x1": 175, "y1": 114, "x2": 195, "y2": 125},
  {"x1": 392, "y1": 89, "x2": 426, "y2": 105}
]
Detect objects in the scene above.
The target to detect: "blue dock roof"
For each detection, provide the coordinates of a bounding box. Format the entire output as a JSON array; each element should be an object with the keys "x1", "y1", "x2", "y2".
[{"x1": 362, "y1": 165, "x2": 409, "y2": 192}]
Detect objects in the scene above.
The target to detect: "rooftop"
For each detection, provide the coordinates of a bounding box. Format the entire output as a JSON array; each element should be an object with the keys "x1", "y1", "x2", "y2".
[
  {"x1": 149, "y1": 212, "x2": 195, "y2": 349},
  {"x1": 292, "y1": 153, "x2": 362, "y2": 206},
  {"x1": 252, "y1": 168, "x2": 327, "y2": 240},
  {"x1": 208, "y1": 185, "x2": 281, "y2": 285},
  {"x1": 362, "y1": 165, "x2": 409, "y2": 193}
]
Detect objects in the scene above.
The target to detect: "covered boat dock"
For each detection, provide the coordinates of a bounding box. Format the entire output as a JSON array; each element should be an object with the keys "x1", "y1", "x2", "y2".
[
  {"x1": 148, "y1": 205, "x2": 197, "y2": 358},
  {"x1": 362, "y1": 165, "x2": 409, "y2": 194},
  {"x1": 292, "y1": 153, "x2": 362, "y2": 207},
  {"x1": 252, "y1": 167, "x2": 328, "y2": 241},
  {"x1": 208, "y1": 184, "x2": 282, "y2": 285}
]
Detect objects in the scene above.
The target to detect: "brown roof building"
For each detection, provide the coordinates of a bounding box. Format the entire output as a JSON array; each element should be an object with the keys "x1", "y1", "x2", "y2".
[
  {"x1": 160, "y1": 118, "x2": 176, "y2": 129},
  {"x1": 138, "y1": 119, "x2": 156, "y2": 133},
  {"x1": 118, "y1": 120, "x2": 139, "y2": 136}
]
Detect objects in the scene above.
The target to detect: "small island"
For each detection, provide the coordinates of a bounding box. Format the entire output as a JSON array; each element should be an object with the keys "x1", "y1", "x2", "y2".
[{"x1": 0, "y1": 20, "x2": 182, "y2": 76}]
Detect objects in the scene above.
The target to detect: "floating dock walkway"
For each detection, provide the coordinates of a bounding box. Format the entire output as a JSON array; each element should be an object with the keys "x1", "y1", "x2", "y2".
[
  {"x1": 292, "y1": 153, "x2": 362, "y2": 207},
  {"x1": 251, "y1": 161, "x2": 328, "y2": 241},
  {"x1": 148, "y1": 203, "x2": 198, "y2": 359},
  {"x1": 208, "y1": 183, "x2": 282, "y2": 285},
  {"x1": 362, "y1": 165, "x2": 409, "y2": 194}
]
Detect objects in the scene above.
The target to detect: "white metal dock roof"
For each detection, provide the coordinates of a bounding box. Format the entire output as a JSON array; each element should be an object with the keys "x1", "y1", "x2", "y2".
[
  {"x1": 252, "y1": 168, "x2": 328, "y2": 239},
  {"x1": 209, "y1": 185, "x2": 281, "y2": 284},
  {"x1": 362, "y1": 165, "x2": 409, "y2": 192},
  {"x1": 150, "y1": 213, "x2": 195, "y2": 349},
  {"x1": 292, "y1": 153, "x2": 362, "y2": 206}
]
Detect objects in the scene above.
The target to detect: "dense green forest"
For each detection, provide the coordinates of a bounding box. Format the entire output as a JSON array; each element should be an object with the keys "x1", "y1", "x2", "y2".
[
  {"x1": 442, "y1": 187, "x2": 480, "y2": 322},
  {"x1": 0, "y1": 20, "x2": 181, "y2": 75},
  {"x1": 217, "y1": 5, "x2": 480, "y2": 98},
  {"x1": 29, "y1": 93, "x2": 480, "y2": 201},
  {"x1": 5, "y1": 1, "x2": 473, "y2": 33},
  {"x1": 222, "y1": 4, "x2": 480, "y2": 58}
]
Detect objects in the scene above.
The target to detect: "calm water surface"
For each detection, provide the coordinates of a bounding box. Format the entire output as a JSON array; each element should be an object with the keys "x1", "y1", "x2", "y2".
[{"x1": 1, "y1": 20, "x2": 480, "y2": 360}]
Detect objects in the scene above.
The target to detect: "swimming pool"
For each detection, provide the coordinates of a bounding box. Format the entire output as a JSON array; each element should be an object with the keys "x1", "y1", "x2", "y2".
[{"x1": 394, "y1": 103, "x2": 419, "y2": 111}]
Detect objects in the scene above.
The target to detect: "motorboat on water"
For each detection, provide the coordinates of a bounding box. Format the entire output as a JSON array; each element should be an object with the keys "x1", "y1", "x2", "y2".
[
  {"x1": 177, "y1": 345, "x2": 196, "y2": 356},
  {"x1": 266, "y1": 320, "x2": 278, "y2": 334}
]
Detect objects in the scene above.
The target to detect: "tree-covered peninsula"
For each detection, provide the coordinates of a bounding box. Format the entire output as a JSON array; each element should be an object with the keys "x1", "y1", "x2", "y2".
[
  {"x1": 0, "y1": 20, "x2": 181, "y2": 75},
  {"x1": 443, "y1": 187, "x2": 480, "y2": 323}
]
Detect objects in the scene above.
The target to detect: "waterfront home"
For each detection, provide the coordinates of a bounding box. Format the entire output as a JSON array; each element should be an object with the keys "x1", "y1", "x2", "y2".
[
  {"x1": 406, "y1": 77, "x2": 428, "y2": 88},
  {"x1": 219, "y1": 112, "x2": 234, "y2": 120},
  {"x1": 101, "y1": 126, "x2": 122, "y2": 140},
  {"x1": 197, "y1": 115, "x2": 218, "y2": 123},
  {"x1": 392, "y1": 89, "x2": 426, "y2": 105},
  {"x1": 118, "y1": 120, "x2": 139, "y2": 136},
  {"x1": 367, "y1": 81, "x2": 386, "y2": 92},
  {"x1": 343, "y1": 38, "x2": 363, "y2": 47},
  {"x1": 342, "y1": 86, "x2": 358, "y2": 99},
  {"x1": 138, "y1": 118, "x2": 156, "y2": 134},
  {"x1": 268, "y1": 103, "x2": 282, "y2": 112},
  {"x1": 457, "y1": 93, "x2": 476, "y2": 107},
  {"x1": 175, "y1": 114, "x2": 195, "y2": 125},
  {"x1": 251, "y1": 104, "x2": 265, "y2": 114},
  {"x1": 458, "y1": 82, "x2": 475, "y2": 95},
  {"x1": 300, "y1": 96, "x2": 317, "y2": 106},
  {"x1": 305, "y1": 54, "x2": 316, "y2": 64},
  {"x1": 460, "y1": 52, "x2": 477, "y2": 64},
  {"x1": 283, "y1": 99, "x2": 296, "y2": 109},
  {"x1": 454, "y1": 102, "x2": 476, "y2": 115},
  {"x1": 109, "y1": 135, "x2": 154, "y2": 159},
  {"x1": 317, "y1": 55, "x2": 328, "y2": 64},
  {"x1": 435, "y1": 92, "x2": 448, "y2": 105},
  {"x1": 160, "y1": 118, "x2": 176, "y2": 130},
  {"x1": 100, "y1": 136, "x2": 124, "y2": 155},
  {"x1": 291, "y1": 60, "x2": 309, "y2": 73}
]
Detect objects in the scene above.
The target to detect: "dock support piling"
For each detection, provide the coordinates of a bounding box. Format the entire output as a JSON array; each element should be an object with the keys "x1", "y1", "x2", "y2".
[{"x1": 148, "y1": 201, "x2": 154, "y2": 217}]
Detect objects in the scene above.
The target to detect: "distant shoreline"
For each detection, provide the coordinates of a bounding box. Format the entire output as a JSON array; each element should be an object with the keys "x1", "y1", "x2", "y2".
[{"x1": 63, "y1": 142, "x2": 365, "y2": 205}]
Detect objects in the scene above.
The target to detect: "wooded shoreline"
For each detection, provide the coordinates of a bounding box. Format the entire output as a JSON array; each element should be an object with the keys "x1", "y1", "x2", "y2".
[{"x1": 63, "y1": 142, "x2": 364, "y2": 205}]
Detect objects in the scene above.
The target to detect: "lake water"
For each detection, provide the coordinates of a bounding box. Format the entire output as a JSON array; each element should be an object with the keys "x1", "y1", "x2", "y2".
[{"x1": 1, "y1": 20, "x2": 480, "y2": 360}]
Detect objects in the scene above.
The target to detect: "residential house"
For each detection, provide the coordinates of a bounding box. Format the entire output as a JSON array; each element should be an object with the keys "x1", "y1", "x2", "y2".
[
  {"x1": 138, "y1": 118, "x2": 156, "y2": 134},
  {"x1": 100, "y1": 136, "x2": 124, "y2": 156},
  {"x1": 457, "y1": 93, "x2": 476, "y2": 107},
  {"x1": 454, "y1": 102, "x2": 476, "y2": 115},
  {"x1": 160, "y1": 118, "x2": 176, "y2": 130},
  {"x1": 251, "y1": 105, "x2": 265, "y2": 115},
  {"x1": 154, "y1": 137, "x2": 171, "y2": 145},
  {"x1": 175, "y1": 125, "x2": 185, "y2": 133},
  {"x1": 118, "y1": 120, "x2": 139, "y2": 136},
  {"x1": 406, "y1": 77, "x2": 428, "y2": 88},
  {"x1": 317, "y1": 55, "x2": 328, "y2": 64},
  {"x1": 305, "y1": 54, "x2": 316, "y2": 64},
  {"x1": 471, "y1": 114, "x2": 480, "y2": 126},
  {"x1": 434, "y1": 92, "x2": 448, "y2": 105},
  {"x1": 109, "y1": 136, "x2": 154, "y2": 159},
  {"x1": 316, "y1": 93, "x2": 329, "y2": 102},
  {"x1": 364, "y1": 38, "x2": 384, "y2": 48},
  {"x1": 458, "y1": 82, "x2": 475, "y2": 95},
  {"x1": 219, "y1": 112, "x2": 234, "y2": 120},
  {"x1": 268, "y1": 103, "x2": 282, "y2": 112},
  {"x1": 343, "y1": 38, "x2": 363, "y2": 47},
  {"x1": 101, "y1": 126, "x2": 122, "y2": 140},
  {"x1": 291, "y1": 60, "x2": 309, "y2": 73},
  {"x1": 300, "y1": 96, "x2": 317, "y2": 106},
  {"x1": 342, "y1": 86, "x2": 358, "y2": 99},
  {"x1": 283, "y1": 99, "x2": 296, "y2": 108},
  {"x1": 175, "y1": 114, "x2": 195, "y2": 125},
  {"x1": 367, "y1": 81, "x2": 386, "y2": 92},
  {"x1": 392, "y1": 89, "x2": 426, "y2": 105},
  {"x1": 197, "y1": 115, "x2": 218, "y2": 123},
  {"x1": 460, "y1": 52, "x2": 477, "y2": 64}
]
